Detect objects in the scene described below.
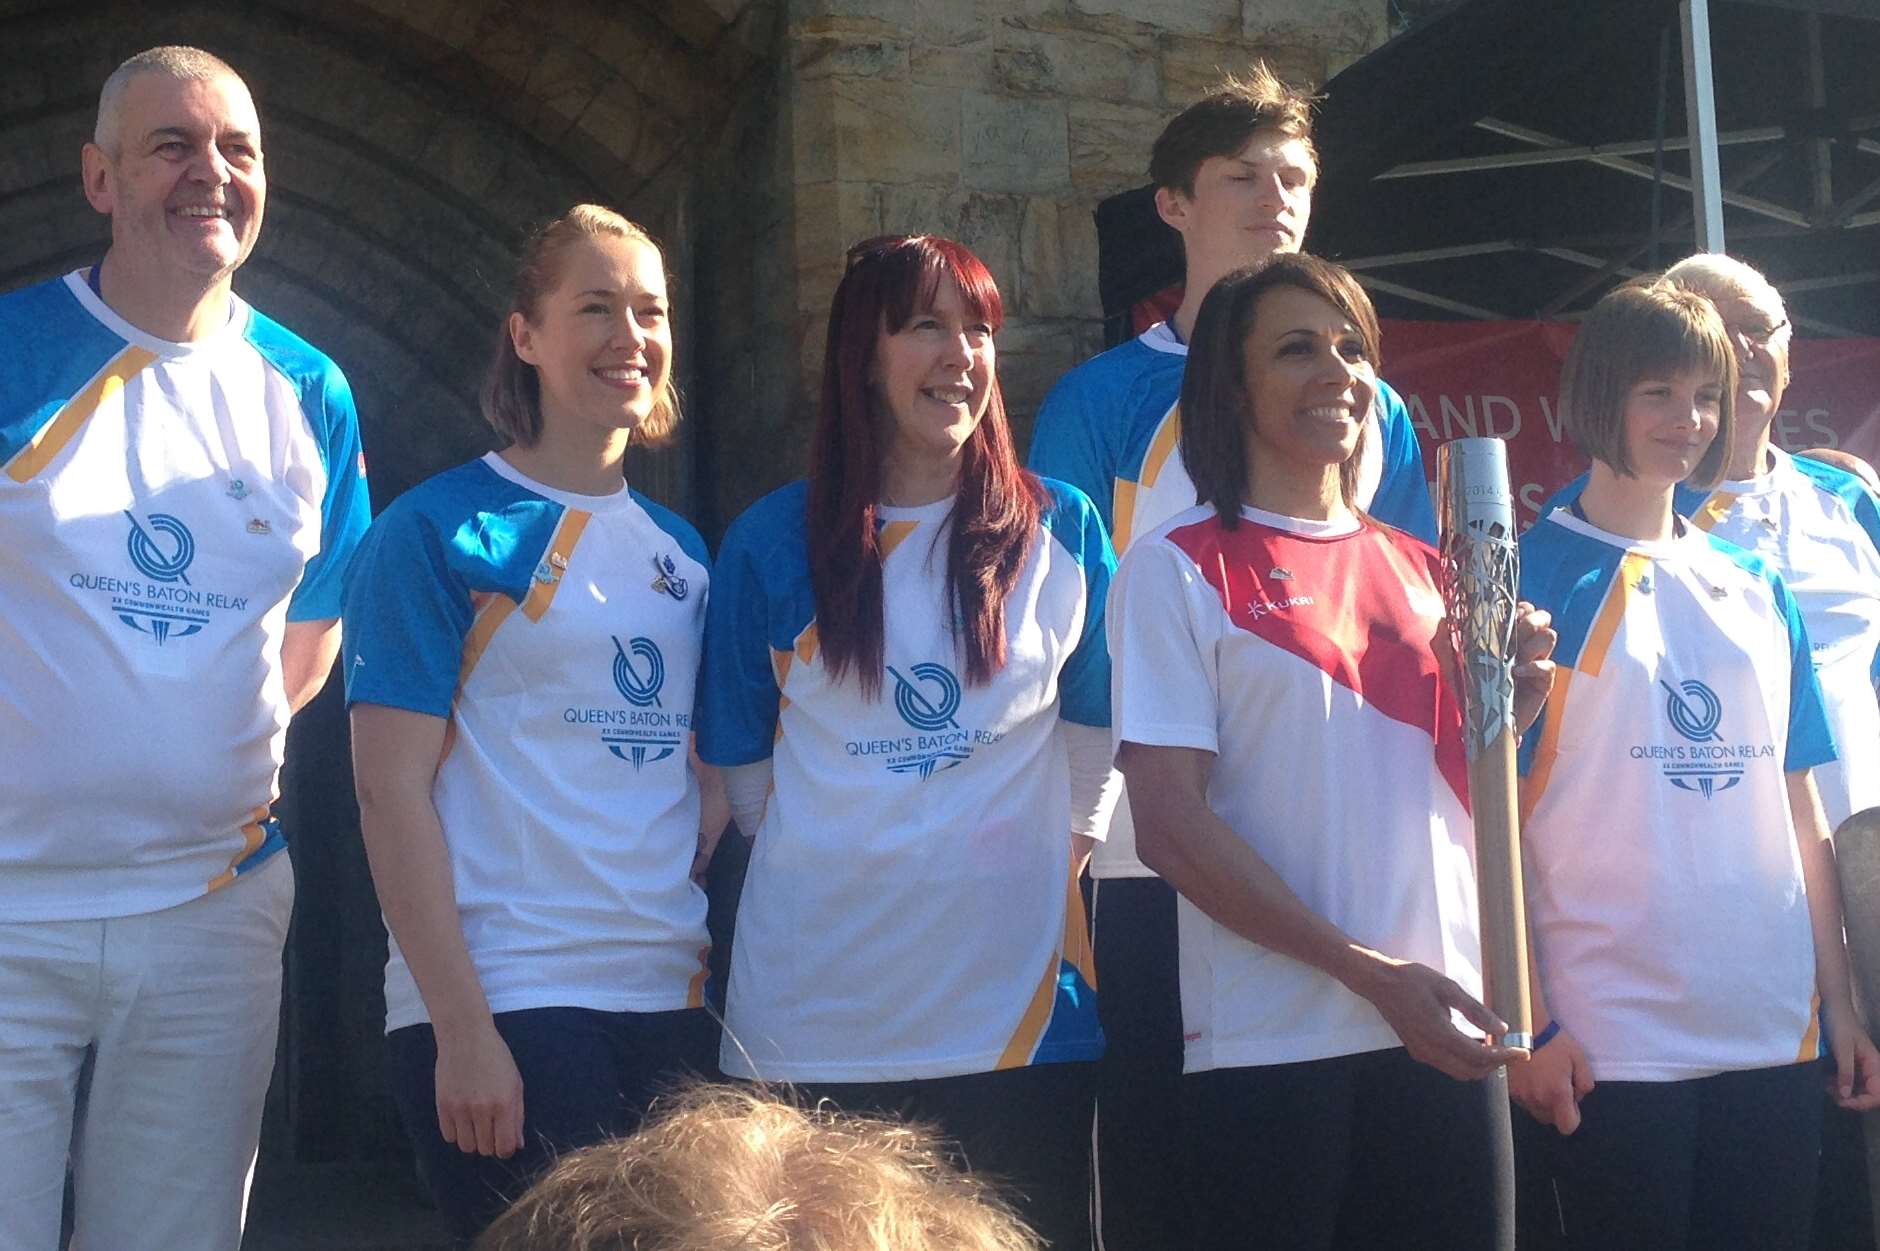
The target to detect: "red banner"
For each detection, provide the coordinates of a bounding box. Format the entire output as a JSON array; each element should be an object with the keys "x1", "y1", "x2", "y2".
[
  {"x1": 1128, "y1": 294, "x2": 1880, "y2": 520},
  {"x1": 1383, "y1": 319, "x2": 1880, "y2": 522}
]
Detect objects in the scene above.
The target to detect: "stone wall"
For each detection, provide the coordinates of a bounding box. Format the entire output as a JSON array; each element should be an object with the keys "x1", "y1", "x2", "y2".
[{"x1": 695, "y1": 0, "x2": 1390, "y2": 526}]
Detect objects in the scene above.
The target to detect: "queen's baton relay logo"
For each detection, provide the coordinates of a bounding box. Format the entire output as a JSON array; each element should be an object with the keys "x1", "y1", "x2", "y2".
[
  {"x1": 1626, "y1": 676, "x2": 1770, "y2": 799},
  {"x1": 844, "y1": 659, "x2": 1003, "y2": 779},
  {"x1": 67, "y1": 509, "x2": 251, "y2": 644},
  {"x1": 564, "y1": 636, "x2": 686, "y2": 769}
]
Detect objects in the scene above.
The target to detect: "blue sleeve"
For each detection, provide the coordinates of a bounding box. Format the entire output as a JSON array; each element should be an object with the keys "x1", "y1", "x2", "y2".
[
  {"x1": 341, "y1": 500, "x2": 474, "y2": 718},
  {"x1": 289, "y1": 365, "x2": 371, "y2": 621},
  {"x1": 1367, "y1": 379, "x2": 1437, "y2": 544},
  {"x1": 1039, "y1": 480, "x2": 1115, "y2": 728},
  {"x1": 1028, "y1": 368, "x2": 1118, "y2": 535},
  {"x1": 1774, "y1": 572, "x2": 1837, "y2": 772},
  {"x1": 634, "y1": 490, "x2": 712, "y2": 571},
  {"x1": 698, "y1": 511, "x2": 786, "y2": 766}
]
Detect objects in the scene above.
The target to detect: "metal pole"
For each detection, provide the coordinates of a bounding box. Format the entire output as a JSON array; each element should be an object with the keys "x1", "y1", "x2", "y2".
[{"x1": 1681, "y1": 0, "x2": 1726, "y2": 252}]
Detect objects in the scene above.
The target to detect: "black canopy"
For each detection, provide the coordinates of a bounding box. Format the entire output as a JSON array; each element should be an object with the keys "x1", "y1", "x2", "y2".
[{"x1": 1097, "y1": 0, "x2": 1880, "y2": 342}]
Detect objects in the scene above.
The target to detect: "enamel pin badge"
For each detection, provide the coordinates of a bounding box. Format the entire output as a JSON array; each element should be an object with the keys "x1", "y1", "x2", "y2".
[{"x1": 651, "y1": 553, "x2": 688, "y2": 601}]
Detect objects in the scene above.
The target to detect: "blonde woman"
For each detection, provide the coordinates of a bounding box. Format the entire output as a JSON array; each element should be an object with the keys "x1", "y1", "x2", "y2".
[{"x1": 344, "y1": 206, "x2": 717, "y2": 1243}]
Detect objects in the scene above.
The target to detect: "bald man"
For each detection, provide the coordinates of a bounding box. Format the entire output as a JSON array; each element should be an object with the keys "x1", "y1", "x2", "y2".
[{"x1": 0, "y1": 46, "x2": 369, "y2": 1250}]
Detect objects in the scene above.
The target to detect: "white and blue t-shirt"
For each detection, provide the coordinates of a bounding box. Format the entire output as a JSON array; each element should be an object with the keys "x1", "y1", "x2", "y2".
[
  {"x1": 1517, "y1": 509, "x2": 1835, "y2": 1081},
  {"x1": 1547, "y1": 457, "x2": 1879, "y2": 832},
  {"x1": 699, "y1": 478, "x2": 1112, "y2": 1081},
  {"x1": 1029, "y1": 321, "x2": 1438, "y2": 877},
  {"x1": 0, "y1": 271, "x2": 369, "y2": 921},
  {"x1": 343, "y1": 453, "x2": 713, "y2": 1030}
]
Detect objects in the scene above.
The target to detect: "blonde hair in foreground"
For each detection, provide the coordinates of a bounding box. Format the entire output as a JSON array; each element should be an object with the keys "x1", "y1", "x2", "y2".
[{"x1": 473, "y1": 1084, "x2": 1042, "y2": 1251}]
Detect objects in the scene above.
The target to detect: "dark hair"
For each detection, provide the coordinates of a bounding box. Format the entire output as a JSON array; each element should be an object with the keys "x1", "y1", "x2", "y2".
[
  {"x1": 807, "y1": 235, "x2": 1044, "y2": 696},
  {"x1": 1149, "y1": 62, "x2": 1319, "y2": 196},
  {"x1": 1179, "y1": 254, "x2": 1380, "y2": 527},
  {"x1": 1559, "y1": 280, "x2": 1736, "y2": 491},
  {"x1": 481, "y1": 204, "x2": 681, "y2": 448}
]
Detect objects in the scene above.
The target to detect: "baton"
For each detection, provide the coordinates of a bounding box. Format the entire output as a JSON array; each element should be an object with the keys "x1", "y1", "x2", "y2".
[{"x1": 1438, "y1": 437, "x2": 1535, "y2": 1052}]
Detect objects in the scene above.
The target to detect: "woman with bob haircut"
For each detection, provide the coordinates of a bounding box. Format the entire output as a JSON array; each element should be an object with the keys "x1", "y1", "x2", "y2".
[
  {"x1": 1508, "y1": 279, "x2": 1880, "y2": 1250},
  {"x1": 699, "y1": 234, "x2": 1117, "y2": 1248},
  {"x1": 343, "y1": 204, "x2": 721, "y2": 1243},
  {"x1": 1109, "y1": 252, "x2": 1555, "y2": 1251},
  {"x1": 473, "y1": 1082, "x2": 1043, "y2": 1251}
]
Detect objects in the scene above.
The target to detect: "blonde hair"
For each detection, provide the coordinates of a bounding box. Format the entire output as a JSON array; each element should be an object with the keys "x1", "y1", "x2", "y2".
[
  {"x1": 1560, "y1": 280, "x2": 1738, "y2": 491},
  {"x1": 473, "y1": 1084, "x2": 1041, "y2": 1251},
  {"x1": 95, "y1": 46, "x2": 248, "y2": 156},
  {"x1": 482, "y1": 204, "x2": 681, "y2": 449}
]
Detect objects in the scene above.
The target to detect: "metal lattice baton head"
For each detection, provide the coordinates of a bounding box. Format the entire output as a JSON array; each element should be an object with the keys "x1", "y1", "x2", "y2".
[{"x1": 1437, "y1": 438, "x2": 1520, "y2": 761}]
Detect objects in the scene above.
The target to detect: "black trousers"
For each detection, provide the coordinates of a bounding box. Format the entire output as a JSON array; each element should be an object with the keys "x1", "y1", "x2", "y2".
[
  {"x1": 1181, "y1": 1048, "x2": 1515, "y2": 1251},
  {"x1": 1517, "y1": 1059, "x2": 1824, "y2": 1251},
  {"x1": 798, "y1": 1061, "x2": 1097, "y2": 1250},
  {"x1": 1089, "y1": 875, "x2": 1192, "y2": 1251},
  {"x1": 386, "y1": 1004, "x2": 719, "y2": 1246}
]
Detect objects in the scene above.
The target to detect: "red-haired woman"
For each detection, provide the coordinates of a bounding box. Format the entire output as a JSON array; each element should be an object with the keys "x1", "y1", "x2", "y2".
[{"x1": 700, "y1": 235, "x2": 1118, "y2": 1247}]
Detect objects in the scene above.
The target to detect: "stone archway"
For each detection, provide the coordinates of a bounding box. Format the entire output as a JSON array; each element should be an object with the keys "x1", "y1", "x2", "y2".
[{"x1": 0, "y1": 0, "x2": 775, "y2": 1180}]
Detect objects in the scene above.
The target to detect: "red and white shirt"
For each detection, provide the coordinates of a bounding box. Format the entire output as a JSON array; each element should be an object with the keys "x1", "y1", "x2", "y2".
[{"x1": 1110, "y1": 504, "x2": 1482, "y2": 1071}]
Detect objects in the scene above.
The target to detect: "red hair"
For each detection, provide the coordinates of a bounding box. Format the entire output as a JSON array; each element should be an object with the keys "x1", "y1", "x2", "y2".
[{"x1": 807, "y1": 235, "x2": 1044, "y2": 696}]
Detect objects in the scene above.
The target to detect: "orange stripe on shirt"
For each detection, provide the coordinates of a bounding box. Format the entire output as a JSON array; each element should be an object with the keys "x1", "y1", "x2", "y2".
[
  {"x1": 1519, "y1": 552, "x2": 1647, "y2": 826},
  {"x1": 1797, "y1": 991, "x2": 1822, "y2": 1061},
  {"x1": 879, "y1": 519, "x2": 918, "y2": 561},
  {"x1": 996, "y1": 867, "x2": 1091, "y2": 1070},
  {"x1": 1110, "y1": 405, "x2": 1181, "y2": 552},
  {"x1": 205, "y1": 804, "x2": 273, "y2": 893},
  {"x1": 685, "y1": 944, "x2": 713, "y2": 1009},
  {"x1": 1688, "y1": 491, "x2": 1739, "y2": 534},
  {"x1": 6, "y1": 346, "x2": 158, "y2": 482},
  {"x1": 521, "y1": 510, "x2": 592, "y2": 622},
  {"x1": 438, "y1": 511, "x2": 590, "y2": 764}
]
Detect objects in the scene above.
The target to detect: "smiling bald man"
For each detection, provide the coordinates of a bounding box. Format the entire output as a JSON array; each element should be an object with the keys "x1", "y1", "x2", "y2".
[{"x1": 0, "y1": 46, "x2": 370, "y2": 1250}]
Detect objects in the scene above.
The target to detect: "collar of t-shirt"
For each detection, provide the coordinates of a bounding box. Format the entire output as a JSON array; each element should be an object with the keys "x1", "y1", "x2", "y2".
[
  {"x1": 1713, "y1": 446, "x2": 1794, "y2": 500},
  {"x1": 69, "y1": 266, "x2": 242, "y2": 359},
  {"x1": 1555, "y1": 503, "x2": 1693, "y2": 560},
  {"x1": 481, "y1": 450, "x2": 635, "y2": 515},
  {"x1": 1238, "y1": 504, "x2": 1362, "y2": 539},
  {"x1": 1141, "y1": 321, "x2": 1187, "y2": 357}
]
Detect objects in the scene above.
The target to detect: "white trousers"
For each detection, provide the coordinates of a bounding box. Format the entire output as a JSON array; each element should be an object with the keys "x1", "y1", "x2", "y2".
[{"x1": 0, "y1": 853, "x2": 294, "y2": 1251}]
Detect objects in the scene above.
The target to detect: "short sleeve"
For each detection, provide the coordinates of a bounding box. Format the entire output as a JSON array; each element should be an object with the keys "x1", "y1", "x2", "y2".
[
  {"x1": 1367, "y1": 379, "x2": 1438, "y2": 545},
  {"x1": 341, "y1": 504, "x2": 473, "y2": 718},
  {"x1": 1029, "y1": 370, "x2": 1118, "y2": 535},
  {"x1": 1774, "y1": 572, "x2": 1837, "y2": 773},
  {"x1": 1109, "y1": 539, "x2": 1222, "y2": 754},
  {"x1": 1042, "y1": 482, "x2": 1116, "y2": 729},
  {"x1": 288, "y1": 365, "x2": 372, "y2": 622},
  {"x1": 698, "y1": 519, "x2": 784, "y2": 767}
]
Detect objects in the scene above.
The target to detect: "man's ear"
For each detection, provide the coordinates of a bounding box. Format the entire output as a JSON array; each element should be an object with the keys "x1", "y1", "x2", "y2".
[
  {"x1": 81, "y1": 144, "x2": 114, "y2": 215},
  {"x1": 1154, "y1": 184, "x2": 1191, "y2": 235}
]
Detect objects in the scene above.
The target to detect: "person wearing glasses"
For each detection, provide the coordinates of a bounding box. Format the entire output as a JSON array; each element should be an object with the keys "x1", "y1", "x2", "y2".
[
  {"x1": 1512, "y1": 280, "x2": 1880, "y2": 1250},
  {"x1": 1658, "y1": 255, "x2": 1880, "y2": 835}
]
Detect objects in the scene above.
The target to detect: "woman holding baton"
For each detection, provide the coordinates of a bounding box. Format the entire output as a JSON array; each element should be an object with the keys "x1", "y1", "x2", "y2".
[
  {"x1": 1109, "y1": 253, "x2": 1555, "y2": 1251},
  {"x1": 1509, "y1": 279, "x2": 1880, "y2": 1250}
]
